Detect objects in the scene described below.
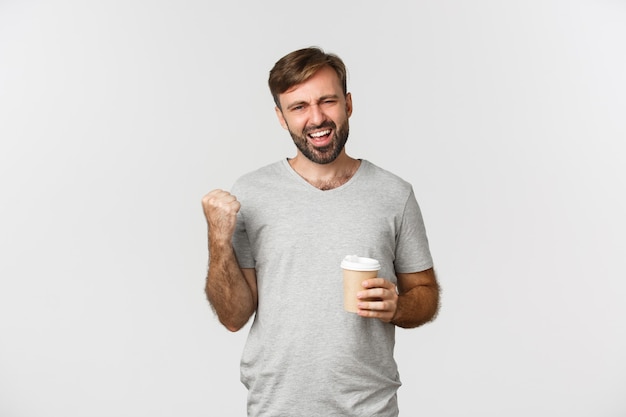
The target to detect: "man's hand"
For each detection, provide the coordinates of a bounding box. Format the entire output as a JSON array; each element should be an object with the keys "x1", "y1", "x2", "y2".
[
  {"x1": 201, "y1": 189, "x2": 240, "y2": 242},
  {"x1": 356, "y1": 278, "x2": 398, "y2": 323}
]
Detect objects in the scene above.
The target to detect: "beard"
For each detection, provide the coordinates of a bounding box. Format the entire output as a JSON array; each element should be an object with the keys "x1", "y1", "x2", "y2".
[{"x1": 287, "y1": 119, "x2": 350, "y2": 165}]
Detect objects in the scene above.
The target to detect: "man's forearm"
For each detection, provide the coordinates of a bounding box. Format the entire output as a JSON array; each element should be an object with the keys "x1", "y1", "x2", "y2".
[
  {"x1": 205, "y1": 240, "x2": 255, "y2": 332},
  {"x1": 391, "y1": 283, "x2": 440, "y2": 329}
]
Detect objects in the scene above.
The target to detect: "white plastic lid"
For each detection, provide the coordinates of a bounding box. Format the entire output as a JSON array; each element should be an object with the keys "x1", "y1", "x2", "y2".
[{"x1": 340, "y1": 255, "x2": 381, "y2": 271}]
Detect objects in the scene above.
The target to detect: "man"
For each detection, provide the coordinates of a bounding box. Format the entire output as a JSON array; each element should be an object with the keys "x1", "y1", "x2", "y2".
[{"x1": 202, "y1": 47, "x2": 439, "y2": 417}]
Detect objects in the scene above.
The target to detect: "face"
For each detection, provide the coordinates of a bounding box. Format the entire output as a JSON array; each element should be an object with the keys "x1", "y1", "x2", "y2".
[{"x1": 276, "y1": 66, "x2": 353, "y2": 165}]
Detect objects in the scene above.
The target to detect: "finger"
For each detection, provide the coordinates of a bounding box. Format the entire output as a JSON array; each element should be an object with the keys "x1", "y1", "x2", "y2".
[
  {"x1": 361, "y1": 278, "x2": 395, "y2": 290},
  {"x1": 357, "y1": 304, "x2": 395, "y2": 322},
  {"x1": 357, "y1": 287, "x2": 387, "y2": 300},
  {"x1": 357, "y1": 308, "x2": 379, "y2": 318},
  {"x1": 358, "y1": 300, "x2": 391, "y2": 311},
  {"x1": 359, "y1": 285, "x2": 399, "y2": 300},
  {"x1": 203, "y1": 188, "x2": 227, "y2": 201},
  {"x1": 202, "y1": 190, "x2": 223, "y2": 208},
  {"x1": 218, "y1": 197, "x2": 240, "y2": 212},
  {"x1": 203, "y1": 191, "x2": 240, "y2": 212},
  {"x1": 204, "y1": 189, "x2": 235, "y2": 202}
]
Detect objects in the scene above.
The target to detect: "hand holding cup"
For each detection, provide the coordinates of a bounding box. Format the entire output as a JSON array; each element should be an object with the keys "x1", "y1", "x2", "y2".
[{"x1": 341, "y1": 255, "x2": 398, "y2": 322}]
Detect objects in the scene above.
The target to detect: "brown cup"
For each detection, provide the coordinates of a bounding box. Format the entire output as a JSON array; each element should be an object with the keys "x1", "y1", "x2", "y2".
[{"x1": 341, "y1": 255, "x2": 381, "y2": 313}]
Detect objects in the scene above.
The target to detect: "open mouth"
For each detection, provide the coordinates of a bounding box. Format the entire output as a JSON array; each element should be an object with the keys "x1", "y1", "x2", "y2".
[
  {"x1": 307, "y1": 129, "x2": 333, "y2": 146},
  {"x1": 308, "y1": 129, "x2": 331, "y2": 138}
]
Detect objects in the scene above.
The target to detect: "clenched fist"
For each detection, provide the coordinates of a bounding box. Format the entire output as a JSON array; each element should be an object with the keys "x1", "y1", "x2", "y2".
[{"x1": 201, "y1": 189, "x2": 241, "y2": 242}]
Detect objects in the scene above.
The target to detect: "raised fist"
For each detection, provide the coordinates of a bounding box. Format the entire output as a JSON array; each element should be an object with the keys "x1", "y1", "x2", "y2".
[{"x1": 201, "y1": 189, "x2": 241, "y2": 241}]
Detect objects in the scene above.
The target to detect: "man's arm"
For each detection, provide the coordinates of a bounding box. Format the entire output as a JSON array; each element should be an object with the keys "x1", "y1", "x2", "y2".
[
  {"x1": 357, "y1": 268, "x2": 440, "y2": 328},
  {"x1": 202, "y1": 189, "x2": 258, "y2": 332},
  {"x1": 391, "y1": 268, "x2": 439, "y2": 328}
]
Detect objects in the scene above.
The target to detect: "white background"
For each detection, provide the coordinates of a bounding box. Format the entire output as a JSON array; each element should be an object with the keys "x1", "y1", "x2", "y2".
[{"x1": 1, "y1": 1, "x2": 625, "y2": 416}]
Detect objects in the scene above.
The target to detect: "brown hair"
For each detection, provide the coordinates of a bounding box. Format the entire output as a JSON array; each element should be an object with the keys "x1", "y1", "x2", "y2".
[{"x1": 268, "y1": 47, "x2": 348, "y2": 109}]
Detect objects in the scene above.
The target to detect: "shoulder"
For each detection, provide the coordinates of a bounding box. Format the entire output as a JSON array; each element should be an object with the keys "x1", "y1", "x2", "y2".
[
  {"x1": 232, "y1": 160, "x2": 284, "y2": 190},
  {"x1": 359, "y1": 160, "x2": 413, "y2": 195},
  {"x1": 230, "y1": 160, "x2": 291, "y2": 203}
]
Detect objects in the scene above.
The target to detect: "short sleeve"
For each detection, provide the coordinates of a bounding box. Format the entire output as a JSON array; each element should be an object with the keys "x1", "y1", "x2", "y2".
[
  {"x1": 393, "y1": 188, "x2": 434, "y2": 273},
  {"x1": 230, "y1": 181, "x2": 255, "y2": 269},
  {"x1": 231, "y1": 211, "x2": 255, "y2": 268}
]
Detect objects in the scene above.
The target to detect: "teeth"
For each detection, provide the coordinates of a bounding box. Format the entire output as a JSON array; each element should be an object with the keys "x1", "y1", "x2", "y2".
[{"x1": 309, "y1": 130, "x2": 331, "y2": 138}]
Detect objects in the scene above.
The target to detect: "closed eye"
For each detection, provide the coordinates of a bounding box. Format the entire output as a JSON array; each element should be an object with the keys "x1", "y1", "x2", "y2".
[{"x1": 287, "y1": 102, "x2": 307, "y2": 112}]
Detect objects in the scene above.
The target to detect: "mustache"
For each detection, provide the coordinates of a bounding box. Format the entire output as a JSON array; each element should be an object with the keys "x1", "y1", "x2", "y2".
[{"x1": 303, "y1": 121, "x2": 336, "y2": 135}]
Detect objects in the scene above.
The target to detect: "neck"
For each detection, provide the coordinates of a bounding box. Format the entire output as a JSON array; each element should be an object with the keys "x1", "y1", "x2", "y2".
[{"x1": 288, "y1": 152, "x2": 360, "y2": 190}]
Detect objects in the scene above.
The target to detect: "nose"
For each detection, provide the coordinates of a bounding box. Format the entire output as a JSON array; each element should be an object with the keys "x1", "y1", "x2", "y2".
[{"x1": 309, "y1": 104, "x2": 325, "y2": 125}]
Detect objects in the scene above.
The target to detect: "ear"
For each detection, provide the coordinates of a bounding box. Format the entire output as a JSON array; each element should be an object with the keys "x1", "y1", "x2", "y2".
[
  {"x1": 275, "y1": 106, "x2": 289, "y2": 130},
  {"x1": 345, "y1": 92, "x2": 353, "y2": 117}
]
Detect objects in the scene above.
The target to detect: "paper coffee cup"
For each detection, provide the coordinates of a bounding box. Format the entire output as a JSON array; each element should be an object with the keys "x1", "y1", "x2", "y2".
[{"x1": 341, "y1": 255, "x2": 381, "y2": 313}]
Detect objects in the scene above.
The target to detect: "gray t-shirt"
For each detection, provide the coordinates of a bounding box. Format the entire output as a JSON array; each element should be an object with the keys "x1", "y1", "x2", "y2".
[{"x1": 231, "y1": 159, "x2": 433, "y2": 417}]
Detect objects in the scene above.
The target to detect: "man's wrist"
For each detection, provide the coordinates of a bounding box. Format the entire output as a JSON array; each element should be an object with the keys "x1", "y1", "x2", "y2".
[{"x1": 390, "y1": 292, "x2": 401, "y2": 325}]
